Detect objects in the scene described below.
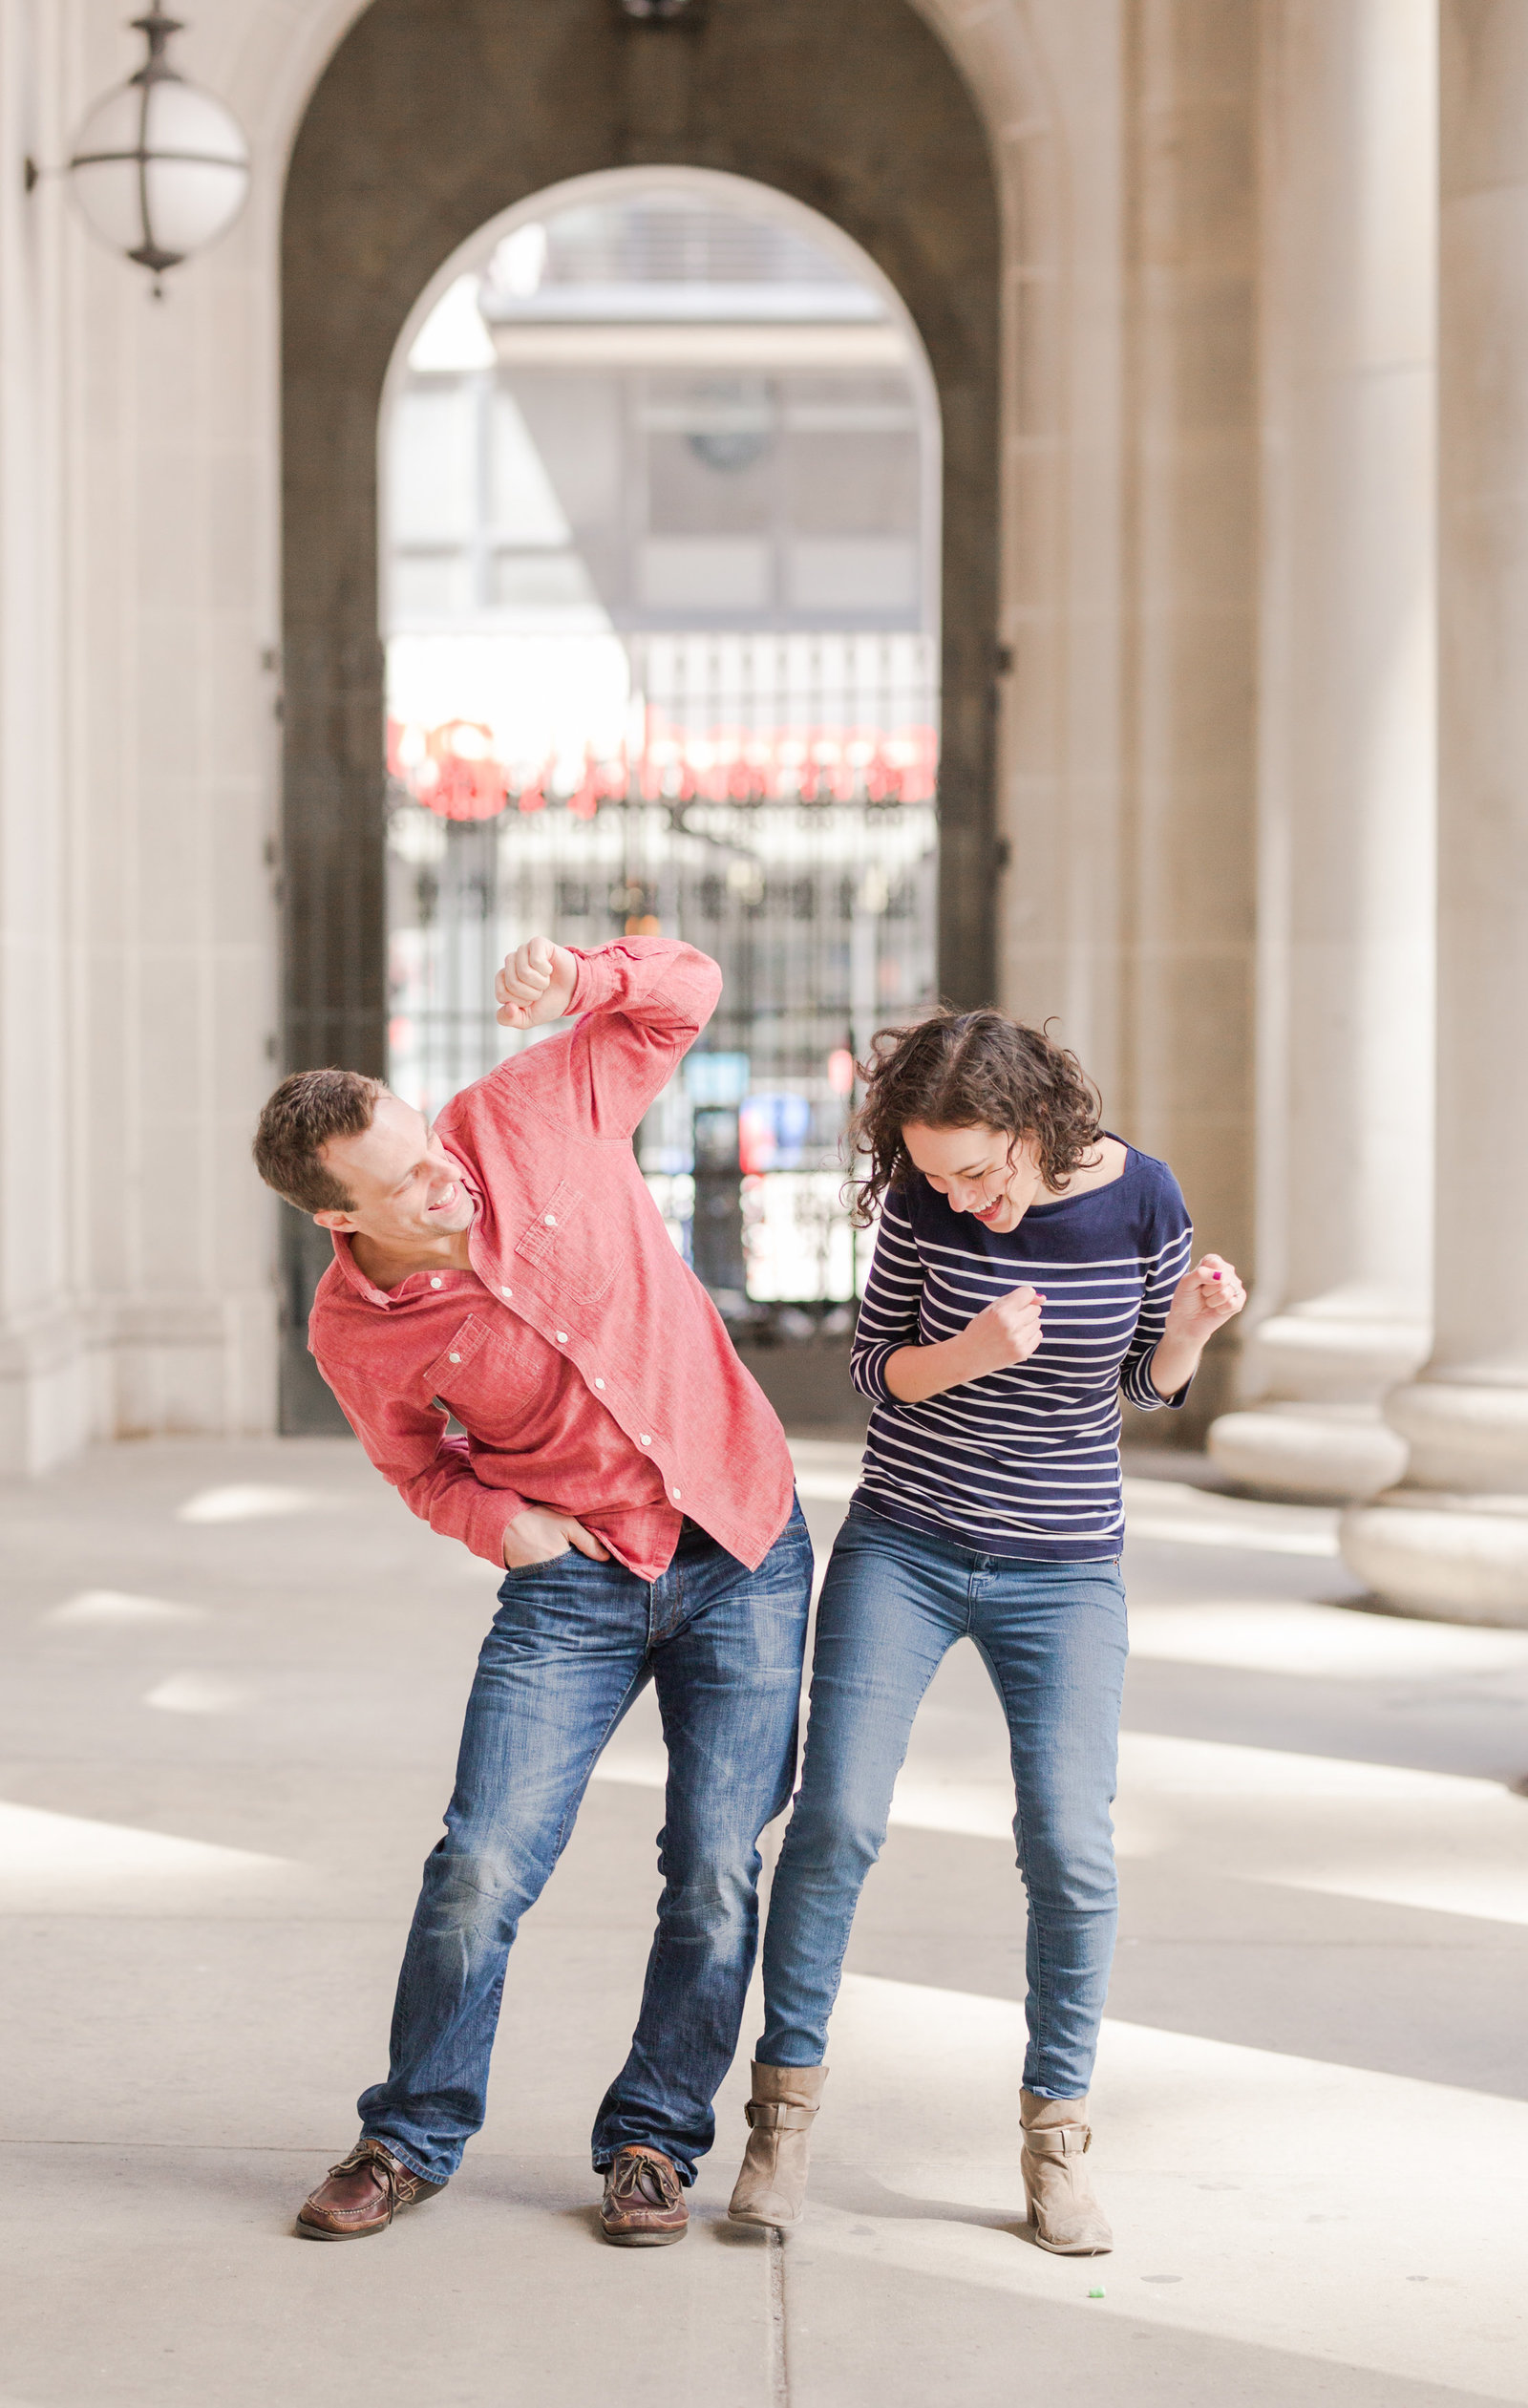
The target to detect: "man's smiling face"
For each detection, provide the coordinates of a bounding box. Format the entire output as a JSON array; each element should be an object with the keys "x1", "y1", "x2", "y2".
[{"x1": 313, "y1": 1093, "x2": 477, "y2": 1248}]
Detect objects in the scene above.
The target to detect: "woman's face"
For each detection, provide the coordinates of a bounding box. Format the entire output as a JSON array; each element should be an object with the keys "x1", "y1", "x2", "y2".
[{"x1": 902, "y1": 1121, "x2": 1042, "y2": 1234}]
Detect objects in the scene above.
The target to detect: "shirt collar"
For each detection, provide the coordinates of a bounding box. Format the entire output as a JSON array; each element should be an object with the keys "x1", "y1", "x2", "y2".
[{"x1": 329, "y1": 1228, "x2": 394, "y2": 1306}]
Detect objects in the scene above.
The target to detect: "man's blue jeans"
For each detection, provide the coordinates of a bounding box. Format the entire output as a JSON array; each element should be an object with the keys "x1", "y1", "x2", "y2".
[
  {"x1": 359, "y1": 1503, "x2": 813, "y2": 2187},
  {"x1": 757, "y1": 1502, "x2": 1127, "y2": 2099}
]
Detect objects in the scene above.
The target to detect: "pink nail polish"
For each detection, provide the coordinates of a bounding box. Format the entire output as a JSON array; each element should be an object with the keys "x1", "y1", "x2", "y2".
[{"x1": 1213, "y1": 1271, "x2": 1222, "y2": 1281}]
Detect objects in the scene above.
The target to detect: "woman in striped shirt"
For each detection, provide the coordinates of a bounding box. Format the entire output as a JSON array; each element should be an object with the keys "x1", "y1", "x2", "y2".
[{"x1": 728, "y1": 1008, "x2": 1244, "y2": 2252}]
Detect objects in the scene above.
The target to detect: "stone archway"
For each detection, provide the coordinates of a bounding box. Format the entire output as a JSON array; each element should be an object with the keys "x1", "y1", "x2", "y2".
[{"x1": 279, "y1": 0, "x2": 1000, "y2": 1426}]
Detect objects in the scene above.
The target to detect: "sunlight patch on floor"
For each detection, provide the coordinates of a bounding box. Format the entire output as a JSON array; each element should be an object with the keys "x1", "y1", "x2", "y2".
[
  {"x1": 1121, "y1": 1479, "x2": 1340, "y2": 1557},
  {"x1": 45, "y1": 1589, "x2": 209, "y2": 1628},
  {"x1": 1263, "y1": 1860, "x2": 1528, "y2": 1929},
  {"x1": 1129, "y1": 1599, "x2": 1528, "y2": 1679},
  {"x1": 175, "y1": 1484, "x2": 330, "y2": 1524},
  {"x1": 142, "y1": 1673, "x2": 249, "y2": 1715},
  {"x1": 0, "y1": 1800, "x2": 291, "y2": 1906},
  {"x1": 812, "y1": 1971, "x2": 1528, "y2": 2403},
  {"x1": 1118, "y1": 1730, "x2": 1498, "y2": 1802}
]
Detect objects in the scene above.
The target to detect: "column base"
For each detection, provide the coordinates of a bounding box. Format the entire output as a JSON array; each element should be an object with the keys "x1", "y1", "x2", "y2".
[
  {"x1": 1250, "y1": 1307, "x2": 1431, "y2": 1401},
  {"x1": 1207, "y1": 1401, "x2": 1407, "y2": 1502},
  {"x1": 1340, "y1": 1488, "x2": 1528, "y2": 1628},
  {"x1": 1380, "y1": 1377, "x2": 1528, "y2": 1492},
  {"x1": 0, "y1": 1303, "x2": 92, "y2": 1475}
]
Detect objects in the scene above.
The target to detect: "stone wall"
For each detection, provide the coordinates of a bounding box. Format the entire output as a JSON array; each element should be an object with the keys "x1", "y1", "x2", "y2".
[{"x1": 0, "y1": 0, "x2": 1273, "y2": 1464}]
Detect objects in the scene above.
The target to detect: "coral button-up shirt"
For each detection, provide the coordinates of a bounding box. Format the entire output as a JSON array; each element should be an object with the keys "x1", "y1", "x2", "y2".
[{"x1": 308, "y1": 938, "x2": 795, "y2": 1581}]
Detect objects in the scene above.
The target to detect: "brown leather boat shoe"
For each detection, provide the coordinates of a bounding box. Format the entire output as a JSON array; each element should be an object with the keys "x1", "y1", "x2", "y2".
[
  {"x1": 296, "y1": 2138, "x2": 444, "y2": 2241},
  {"x1": 598, "y1": 2144, "x2": 689, "y2": 2247}
]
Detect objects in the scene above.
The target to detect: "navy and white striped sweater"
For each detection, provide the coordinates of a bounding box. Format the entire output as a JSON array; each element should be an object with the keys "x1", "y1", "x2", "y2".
[{"x1": 850, "y1": 1144, "x2": 1193, "y2": 1561}]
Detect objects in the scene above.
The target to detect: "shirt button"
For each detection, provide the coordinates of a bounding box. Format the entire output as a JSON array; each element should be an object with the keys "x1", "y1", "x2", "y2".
[
  {"x1": 448, "y1": 1353, "x2": 461, "y2": 1364},
  {"x1": 640, "y1": 1433, "x2": 652, "y2": 1446},
  {"x1": 556, "y1": 1331, "x2": 568, "y2": 1343},
  {"x1": 670, "y1": 1487, "x2": 682, "y2": 1502},
  {"x1": 594, "y1": 1377, "x2": 605, "y2": 1390},
  {"x1": 430, "y1": 1277, "x2": 443, "y2": 1289},
  {"x1": 544, "y1": 1212, "x2": 557, "y2": 1225},
  {"x1": 499, "y1": 1285, "x2": 512, "y2": 1299}
]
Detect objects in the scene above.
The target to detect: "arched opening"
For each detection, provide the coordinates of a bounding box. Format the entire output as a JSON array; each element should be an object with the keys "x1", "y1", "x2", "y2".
[
  {"x1": 279, "y1": 0, "x2": 998, "y2": 1430},
  {"x1": 379, "y1": 169, "x2": 940, "y2": 1329}
]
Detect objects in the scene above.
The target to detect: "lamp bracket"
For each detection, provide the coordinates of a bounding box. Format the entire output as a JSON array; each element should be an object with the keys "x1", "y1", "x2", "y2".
[{"x1": 130, "y1": 9, "x2": 186, "y2": 80}]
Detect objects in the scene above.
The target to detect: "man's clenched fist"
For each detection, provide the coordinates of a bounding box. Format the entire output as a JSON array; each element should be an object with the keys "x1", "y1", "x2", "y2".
[{"x1": 495, "y1": 938, "x2": 579, "y2": 1030}]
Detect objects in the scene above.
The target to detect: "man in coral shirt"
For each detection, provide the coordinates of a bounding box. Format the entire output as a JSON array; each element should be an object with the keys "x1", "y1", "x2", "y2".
[{"x1": 252, "y1": 935, "x2": 811, "y2": 2247}]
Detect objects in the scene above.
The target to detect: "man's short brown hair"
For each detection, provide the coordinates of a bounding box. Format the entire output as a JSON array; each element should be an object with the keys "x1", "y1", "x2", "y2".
[{"x1": 253, "y1": 1069, "x2": 388, "y2": 1212}]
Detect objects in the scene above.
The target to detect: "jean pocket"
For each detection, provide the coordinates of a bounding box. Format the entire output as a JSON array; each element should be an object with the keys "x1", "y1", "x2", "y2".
[{"x1": 498, "y1": 1543, "x2": 577, "y2": 1591}]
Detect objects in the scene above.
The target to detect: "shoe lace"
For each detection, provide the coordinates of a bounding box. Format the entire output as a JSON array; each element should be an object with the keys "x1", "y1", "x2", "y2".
[
  {"x1": 610, "y1": 2148, "x2": 681, "y2": 2209},
  {"x1": 329, "y1": 2140, "x2": 401, "y2": 2222}
]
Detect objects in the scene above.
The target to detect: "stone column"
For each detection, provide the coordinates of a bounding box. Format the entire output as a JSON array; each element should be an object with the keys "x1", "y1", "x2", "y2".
[
  {"x1": 1208, "y1": 0, "x2": 1435, "y2": 1501},
  {"x1": 1115, "y1": 0, "x2": 1262, "y2": 1443},
  {"x1": 1341, "y1": 0, "x2": 1528, "y2": 1621}
]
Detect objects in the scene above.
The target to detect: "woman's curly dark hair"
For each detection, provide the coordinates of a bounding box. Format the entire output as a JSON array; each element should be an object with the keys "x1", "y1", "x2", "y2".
[{"x1": 844, "y1": 1007, "x2": 1104, "y2": 1228}]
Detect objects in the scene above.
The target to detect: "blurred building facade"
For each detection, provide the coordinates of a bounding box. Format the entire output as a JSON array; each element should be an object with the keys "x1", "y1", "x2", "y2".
[{"x1": 3, "y1": 0, "x2": 1527, "y2": 1621}]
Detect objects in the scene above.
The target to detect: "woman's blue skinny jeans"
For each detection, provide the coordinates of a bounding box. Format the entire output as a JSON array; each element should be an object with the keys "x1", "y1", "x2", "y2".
[{"x1": 757, "y1": 1502, "x2": 1128, "y2": 2099}]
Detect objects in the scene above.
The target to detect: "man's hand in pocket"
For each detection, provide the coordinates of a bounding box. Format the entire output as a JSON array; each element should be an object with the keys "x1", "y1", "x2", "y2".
[{"x1": 501, "y1": 1508, "x2": 611, "y2": 1569}]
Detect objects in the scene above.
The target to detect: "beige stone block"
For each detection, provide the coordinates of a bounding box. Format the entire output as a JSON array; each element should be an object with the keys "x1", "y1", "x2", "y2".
[
  {"x1": 1006, "y1": 277, "x2": 1066, "y2": 442},
  {"x1": 1137, "y1": 108, "x2": 1256, "y2": 269},
  {"x1": 1440, "y1": 0, "x2": 1528, "y2": 202},
  {"x1": 137, "y1": 951, "x2": 209, "y2": 1124},
  {"x1": 134, "y1": 313, "x2": 199, "y2": 457},
  {"x1": 1144, "y1": 0, "x2": 1259, "y2": 107},
  {"x1": 211, "y1": 944, "x2": 278, "y2": 1106},
  {"x1": 231, "y1": 0, "x2": 332, "y2": 133},
  {"x1": 105, "y1": 1333, "x2": 230, "y2": 1442},
  {"x1": 1140, "y1": 284, "x2": 1258, "y2": 435},
  {"x1": 1440, "y1": 201, "x2": 1528, "y2": 479},
  {"x1": 211, "y1": 795, "x2": 277, "y2": 953},
  {"x1": 138, "y1": 787, "x2": 213, "y2": 953},
  {"x1": 1004, "y1": 130, "x2": 1068, "y2": 280},
  {"x1": 1001, "y1": 618, "x2": 1066, "y2": 779},
  {"x1": 998, "y1": 458, "x2": 1062, "y2": 613},
  {"x1": 206, "y1": 454, "x2": 262, "y2": 612},
  {"x1": 134, "y1": 609, "x2": 207, "y2": 780},
  {"x1": 1141, "y1": 788, "x2": 1254, "y2": 931},
  {"x1": 136, "y1": 449, "x2": 203, "y2": 609},
  {"x1": 203, "y1": 626, "x2": 270, "y2": 781},
  {"x1": 1149, "y1": 444, "x2": 1259, "y2": 602},
  {"x1": 1137, "y1": 614, "x2": 1258, "y2": 788},
  {"x1": 1136, "y1": 950, "x2": 1255, "y2": 1115}
]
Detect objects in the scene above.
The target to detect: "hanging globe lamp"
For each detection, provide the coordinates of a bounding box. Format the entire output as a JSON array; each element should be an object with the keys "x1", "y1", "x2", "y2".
[{"x1": 66, "y1": 10, "x2": 249, "y2": 294}]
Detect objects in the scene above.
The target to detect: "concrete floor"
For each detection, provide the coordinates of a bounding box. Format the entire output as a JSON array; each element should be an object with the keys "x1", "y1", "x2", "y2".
[{"x1": 2, "y1": 1436, "x2": 1526, "y2": 2407}]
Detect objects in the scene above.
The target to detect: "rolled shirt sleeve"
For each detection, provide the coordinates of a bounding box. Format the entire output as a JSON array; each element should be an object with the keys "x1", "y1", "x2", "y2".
[{"x1": 485, "y1": 938, "x2": 723, "y2": 1145}]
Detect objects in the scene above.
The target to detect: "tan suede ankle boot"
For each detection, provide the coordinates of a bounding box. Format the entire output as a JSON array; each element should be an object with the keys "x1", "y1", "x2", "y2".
[
  {"x1": 727, "y1": 2062, "x2": 826, "y2": 2228},
  {"x1": 1021, "y1": 2090, "x2": 1113, "y2": 2255}
]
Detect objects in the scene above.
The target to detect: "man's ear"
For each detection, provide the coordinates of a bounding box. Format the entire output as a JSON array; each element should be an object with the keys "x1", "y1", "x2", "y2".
[{"x1": 312, "y1": 1208, "x2": 357, "y2": 1232}]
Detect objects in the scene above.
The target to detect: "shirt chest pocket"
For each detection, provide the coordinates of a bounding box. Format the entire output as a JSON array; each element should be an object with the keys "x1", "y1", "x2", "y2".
[
  {"x1": 511, "y1": 1178, "x2": 615, "y2": 1307},
  {"x1": 423, "y1": 1314, "x2": 517, "y2": 1434}
]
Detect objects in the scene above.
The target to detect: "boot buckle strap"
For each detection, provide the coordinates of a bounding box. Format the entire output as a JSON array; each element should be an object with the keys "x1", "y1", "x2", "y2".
[
  {"x1": 745, "y1": 2100, "x2": 817, "y2": 2131},
  {"x1": 1024, "y1": 2124, "x2": 1091, "y2": 2158}
]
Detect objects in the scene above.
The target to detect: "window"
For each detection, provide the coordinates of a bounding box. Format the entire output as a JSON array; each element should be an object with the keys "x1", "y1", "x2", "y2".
[{"x1": 381, "y1": 173, "x2": 940, "y2": 1322}]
